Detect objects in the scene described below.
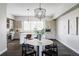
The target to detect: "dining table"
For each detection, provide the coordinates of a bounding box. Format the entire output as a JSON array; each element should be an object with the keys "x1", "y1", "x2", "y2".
[{"x1": 24, "y1": 39, "x2": 53, "y2": 56}]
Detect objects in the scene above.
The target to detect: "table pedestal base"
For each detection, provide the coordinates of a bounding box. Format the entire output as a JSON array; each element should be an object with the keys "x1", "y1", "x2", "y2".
[{"x1": 37, "y1": 46, "x2": 42, "y2": 56}]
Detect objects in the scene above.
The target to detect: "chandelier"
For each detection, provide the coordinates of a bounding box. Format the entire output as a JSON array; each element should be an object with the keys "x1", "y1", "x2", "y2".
[{"x1": 34, "y1": 3, "x2": 46, "y2": 19}]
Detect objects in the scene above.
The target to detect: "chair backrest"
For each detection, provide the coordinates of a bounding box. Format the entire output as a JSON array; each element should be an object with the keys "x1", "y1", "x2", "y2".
[
  {"x1": 45, "y1": 45, "x2": 51, "y2": 49},
  {"x1": 26, "y1": 34, "x2": 32, "y2": 40},
  {"x1": 53, "y1": 42, "x2": 57, "y2": 48},
  {"x1": 46, "y1": 43, "x2": 58, "y2": 51},
  {"x1": 52, "y1": 43, "x2": 58, "y2": 54},
  {"x1": 50, "y1": 43, "x2": 58, "y2": 55}
]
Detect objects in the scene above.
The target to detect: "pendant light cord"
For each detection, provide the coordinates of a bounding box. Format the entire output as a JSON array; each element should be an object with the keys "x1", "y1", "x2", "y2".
[
  {"x1": 27, "y1": 9, "x2": 29, "y2": 21},
  {"x1": 27, "y1": 9, "x2": 31, "y2": 32},
  {"x1": 39, "y1": 3, "x2": 41, "y2": 9}
]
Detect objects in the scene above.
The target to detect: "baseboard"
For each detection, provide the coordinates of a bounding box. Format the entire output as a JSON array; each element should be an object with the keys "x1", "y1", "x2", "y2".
[
  {"x1": 57, "y1": 39, "x2": 79, "y2": 54},
  {"x1": 0, "y1": 48, "x2": 7, "y2": 55}
]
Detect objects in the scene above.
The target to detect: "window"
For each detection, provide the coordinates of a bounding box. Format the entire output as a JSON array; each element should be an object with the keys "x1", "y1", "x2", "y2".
[{"x1": 22, "y1": 21, "x2": 44, "y2": 32}]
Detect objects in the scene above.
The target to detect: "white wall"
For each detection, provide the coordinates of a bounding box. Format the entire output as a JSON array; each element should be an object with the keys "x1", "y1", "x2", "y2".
[
  {"x1": 57, "y1": 8, "x2": 79, "y2": 54},
  {"x1": 53, "y1": 4, "x2": 77, "y2": 19},
  {"x1": 0, "y1": 4, "x2": 7, "y2": 55},
  {"x1": 7, "y1": 4, "x2": 14, "y2": 19}
]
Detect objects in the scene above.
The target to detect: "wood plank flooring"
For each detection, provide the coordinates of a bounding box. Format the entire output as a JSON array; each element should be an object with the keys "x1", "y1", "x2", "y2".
[{"x1": 1, "y1": 39, "x2": 79, "y2": 56}]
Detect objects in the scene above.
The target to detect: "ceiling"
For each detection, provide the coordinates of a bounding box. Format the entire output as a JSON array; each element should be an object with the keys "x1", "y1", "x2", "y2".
[{"x1": 7, "y1": 3, "x2": 77, "y2": 18}]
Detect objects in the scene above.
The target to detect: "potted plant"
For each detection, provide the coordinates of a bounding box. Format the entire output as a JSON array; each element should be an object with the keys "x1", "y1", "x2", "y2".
[{"x1": 34, "y1": 28, "x2": 45, "y2": 40}]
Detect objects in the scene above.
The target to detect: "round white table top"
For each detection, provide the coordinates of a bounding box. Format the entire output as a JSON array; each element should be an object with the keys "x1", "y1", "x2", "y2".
[{"x1": 25, "y1": 39, "x2": 53, "y2": 46}]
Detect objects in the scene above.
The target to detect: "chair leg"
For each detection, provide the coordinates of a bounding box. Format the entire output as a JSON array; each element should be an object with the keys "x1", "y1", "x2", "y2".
[
  {"x1": 35, "y1": 52, "x2": 36, "y2": 56},
  {"x1": 22, "y1": 51, "x2": 25, "y2": 56},
  {"x1": 56, "y1": 52, "x2": 58, "y2": 56},
  {"x1": 42, "y1": 52, "x2": 43, "y2": 56}
]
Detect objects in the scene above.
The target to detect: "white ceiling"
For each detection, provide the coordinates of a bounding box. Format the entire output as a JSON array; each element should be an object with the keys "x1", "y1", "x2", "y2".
[{"x1": 7, "y1": 3, "x2": 77, "y2": 17}]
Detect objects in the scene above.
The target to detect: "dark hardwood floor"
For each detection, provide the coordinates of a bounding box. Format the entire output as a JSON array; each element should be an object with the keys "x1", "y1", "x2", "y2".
[
  {"x1": 1, "y1": 39, "x2": 79, "y2": 56},
  {"x1": 51, "y1": 39, "x2": 79, "y2": 56}
]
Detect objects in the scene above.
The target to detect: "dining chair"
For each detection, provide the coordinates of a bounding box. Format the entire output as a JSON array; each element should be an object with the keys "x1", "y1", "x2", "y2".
[
  {"x1": 25, "y1": 34, "x2": 32, "y2": 40},
  {"x1": 42, "y1": 42, "x2": 58, "y2": 56},
  {"x1": 25, "y1": 34, "x2": 34, "y2": 49},
  {"x1": 22, "y1": 43, "x2": 36, "y2": 56}
]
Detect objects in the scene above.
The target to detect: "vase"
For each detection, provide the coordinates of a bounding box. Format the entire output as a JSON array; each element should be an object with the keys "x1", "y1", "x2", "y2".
[{"x1": 38, "y1": 34, "x2": 41, "y2": 40}]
